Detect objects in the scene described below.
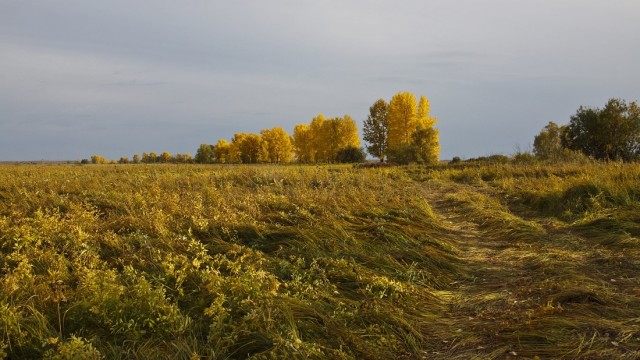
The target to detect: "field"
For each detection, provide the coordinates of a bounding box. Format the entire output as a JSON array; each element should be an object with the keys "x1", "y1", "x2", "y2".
[{"x1": 0, "y1": 162, "x2": 639, "y2": 359}]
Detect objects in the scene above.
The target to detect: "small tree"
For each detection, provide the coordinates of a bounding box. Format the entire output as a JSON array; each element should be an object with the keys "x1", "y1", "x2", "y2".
[
  {"x1": 159, "y1": 151, "x2": 172, "y2": 163},
  {"x1": 91, "y1": 155, "x2": 110, "y2": 164},
  {"x1": 411, "y1": 125, "x2": 439, "y2": 164},
  {"x1": 533, "y1": 122, "x2": 565, "y2": 161},
  {"x1": 195, "y1": 144, "x2": 215, "y2": 163}
]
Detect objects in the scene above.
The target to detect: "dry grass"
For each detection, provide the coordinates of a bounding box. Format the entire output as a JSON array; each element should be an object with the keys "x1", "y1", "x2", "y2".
[{"x1": 0, "y1": 162, "x2": 639, "y2": 358}]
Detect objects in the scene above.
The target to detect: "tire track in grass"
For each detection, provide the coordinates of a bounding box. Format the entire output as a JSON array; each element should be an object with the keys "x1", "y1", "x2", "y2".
[
  {"x1": 425, "y1": 182, "x2": 530, "y2": 359},
  {"x1": 422, "y1": 181, "x2": 640, "y2": 359}
]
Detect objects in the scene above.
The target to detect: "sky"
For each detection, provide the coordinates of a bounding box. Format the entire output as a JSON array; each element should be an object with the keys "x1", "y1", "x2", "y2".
[{"x1": 1, "y1": 0, "x2": 639, "y2": 161}]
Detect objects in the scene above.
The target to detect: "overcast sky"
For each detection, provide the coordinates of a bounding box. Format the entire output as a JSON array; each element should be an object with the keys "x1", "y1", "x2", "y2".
[{"x1": 1, "y1": 1, "x2": 639, "y2": 161}]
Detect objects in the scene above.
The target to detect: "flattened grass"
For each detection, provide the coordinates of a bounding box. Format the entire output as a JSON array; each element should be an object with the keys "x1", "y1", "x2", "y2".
[
  {"x1": 0, "y1": 164, "x2": 458, "y2": 359},
  {"x1": 1, "y1": 162, "x2": 639, "y2": 358}
]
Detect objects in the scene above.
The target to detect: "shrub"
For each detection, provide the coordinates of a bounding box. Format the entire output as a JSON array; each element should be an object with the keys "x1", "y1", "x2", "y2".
[
  {"x1": 386, "y1": 144, "x2": 417, "y2": 165},
  {"x1": 512, "y1": 152, "x2": 536, "y2": 164},
  {"x1": 335, "y1": 146, "x2": 366, "y2": 163},
  {"x1": 44, "y1": 336, "x2": 101, "y2": 360}
]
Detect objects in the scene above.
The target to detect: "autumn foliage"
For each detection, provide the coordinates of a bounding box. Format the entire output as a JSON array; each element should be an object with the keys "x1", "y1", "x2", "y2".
[
  {"x1": 89, "y1": 91, "x2": 439, "y2": 165},
  {"x1": 363, "y1": 91, "x2": 440, "y2": 164},
  {"x1": 293, "y1": 114, "x2": 360, "y2": 163}
]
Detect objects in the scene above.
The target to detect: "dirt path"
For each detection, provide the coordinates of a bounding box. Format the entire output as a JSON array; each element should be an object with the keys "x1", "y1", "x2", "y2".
[
  {"x1": 424, "y1": 183, "x2": 532, "y2": 358},
  {"x1": 421, "y1": 181, "x2": 640, "y2": 359}
]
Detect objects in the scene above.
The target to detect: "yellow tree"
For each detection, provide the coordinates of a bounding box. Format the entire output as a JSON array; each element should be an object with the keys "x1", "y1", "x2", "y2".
[
  {"x1": 339, "y1": 115, "x2": 360, "y2": 149},
  {"x1": 245, "y1": 134, "x2": 267, "y2": 163},
  {"x1": 159, "y1": 151, "x2": 172, "y2": 163},
  {"x1": 91, "y1": 155, "x2": 110, "y2": 164},
  {"x1": 309, "y1": 114, "x2": 327, "y2": 162},
  {"x1": 232, "y1": 133, "x2": 265, "y2": 163},
  {"x1": 213, "y1": 139, "x2": 231, "y2": 163},
  {"x1": 229, "y1": 133, "x2": 247, "y2": 163},
  {"x1": 320, "y1": 117, "x2": 342, "y2": 162},
  {"x1": 386, "y1": 92, "x2": 440, "y2": 164},
  {"x1": 261, "y1": 127, "x2": 293, "y2": 163},
  {"x1": 317, "y1": 115, "x2": 360, "y2": 162},
  {"x1": 292, "y1": 124, "x2": 313, "y2": 163},
  {"x1": 417, "y1": 96, "x2": 436, "y2": 128},
  {"x1": 387, "y1": 91, "x2": 418, "y2": 149}
]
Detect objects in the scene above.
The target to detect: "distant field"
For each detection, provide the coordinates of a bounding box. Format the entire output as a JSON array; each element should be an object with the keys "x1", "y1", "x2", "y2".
[{"x1": 0, "y1": 163, "x2": 638, "y2": 359}]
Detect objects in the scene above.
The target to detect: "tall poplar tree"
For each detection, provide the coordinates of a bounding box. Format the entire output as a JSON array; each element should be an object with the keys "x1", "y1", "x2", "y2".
[
  {"x1": 387, "y1": 91, "x2": 418, "y2": 149},
  {"x1": 417, "y1": 96, "x2": 435, "y2": 128},
  {"x1": 309, "y1": 114, "x2": 327, "y2": 162},
  {"x1": 386, "y1": 91, "x2": 440, "y2": 164},
  {"x1": 213, "y1": 139, "x2": 231, "y2": 163},
  {"x1": 292, "y1": 124, "x2": 313, "y2": 163}
]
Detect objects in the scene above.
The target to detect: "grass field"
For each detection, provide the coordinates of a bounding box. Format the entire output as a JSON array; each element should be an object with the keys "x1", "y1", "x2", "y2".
[{"x1": 0, "y1": 162, "x2": 639, "y2": 359}]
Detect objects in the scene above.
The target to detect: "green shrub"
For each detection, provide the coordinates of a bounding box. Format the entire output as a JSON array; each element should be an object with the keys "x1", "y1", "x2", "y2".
[{"x1": 335, "y1": 146, "x2": 366, "y2": 163}]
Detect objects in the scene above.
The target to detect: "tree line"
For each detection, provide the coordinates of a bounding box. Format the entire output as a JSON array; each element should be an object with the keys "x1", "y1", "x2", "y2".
[
  {"x1": 533, "y1": 98, "x2": 640, "y2": 162},
  {"x1": 87, "y1": 91, "x2": 441, "y2": 165},
  {"x1": 87, "y1": 95, "x2": 640, "y2": 165},
  {"x1": 194, "y1": 115, "x2": 363, "y2": 164},
  {"x1": 193, "y1": 91, "x2": 440, "y2": 165},
  {"x1": 89, "y1": 152, "x2": 192, "y2": 164}
]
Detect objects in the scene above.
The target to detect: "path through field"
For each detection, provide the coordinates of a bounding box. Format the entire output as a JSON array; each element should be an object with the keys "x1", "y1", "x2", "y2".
[{"x1": 422, "y1": 181, "x2": 640, "y2": 359}]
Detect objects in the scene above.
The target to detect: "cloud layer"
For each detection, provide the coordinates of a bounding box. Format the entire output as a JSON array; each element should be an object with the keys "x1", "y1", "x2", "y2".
[{"x1": 2, "y1": 1, "x2": 639, "y2": 160}]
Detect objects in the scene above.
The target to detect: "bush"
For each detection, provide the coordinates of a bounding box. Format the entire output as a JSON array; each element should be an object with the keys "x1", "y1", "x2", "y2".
[
  {"x1": 335, "y1": 146, "x2": 366, "y2": 163},
  {"x1": 44, "y1": 336, "x2": 101, "y2": 360},
  {"x1": 386, "y1": 144, "x2": 417, "y2": 165},
  {"x1": 512, "y1": 152, "x2": 536, "y2": 164}
]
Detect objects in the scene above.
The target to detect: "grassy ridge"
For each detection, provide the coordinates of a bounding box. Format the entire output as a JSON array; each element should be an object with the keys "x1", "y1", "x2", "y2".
[{"x1": 0, "y1": 163, "x2": 639, "y2": 358}]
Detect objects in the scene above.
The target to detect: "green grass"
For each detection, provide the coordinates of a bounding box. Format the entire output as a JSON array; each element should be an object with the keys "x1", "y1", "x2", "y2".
[{"x1": 0, "y1": 162, "x2": 639, "y2": 358}]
